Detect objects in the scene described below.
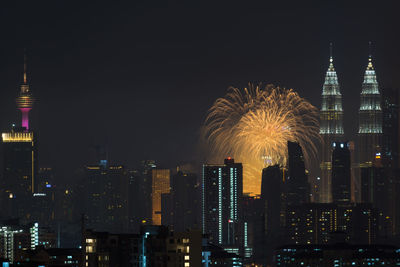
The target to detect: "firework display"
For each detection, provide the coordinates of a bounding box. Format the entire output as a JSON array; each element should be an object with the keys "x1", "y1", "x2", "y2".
[{"x1": 204, "y1": 84, "x2": 320, "y2": 195}]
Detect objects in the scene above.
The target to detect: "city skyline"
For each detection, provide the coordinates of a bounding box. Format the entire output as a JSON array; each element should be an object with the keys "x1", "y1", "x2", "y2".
[
  {"x1": 1, "y1": 2, "x2": 400, "y2": 266},
  {"x1": 0, "y1": 2, "x2": 399, "y2": 179}
]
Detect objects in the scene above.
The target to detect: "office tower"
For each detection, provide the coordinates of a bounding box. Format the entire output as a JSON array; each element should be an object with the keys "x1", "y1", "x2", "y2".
[
  {"x1": 381, "y1": 88, "x2": 400, "y2": 235},
  {"x1": 382, "y1": 88, "x2": 400, "y2": 169},
  {"x1": 162, "y1": 171, "x2": 200, "y2": 232},
  {"x1": 151, "y1": 169, "x2": 170, "y2": 225},
  {"x1": 127, "y1": 160, "x2": 156, "y2": 230},
  {"x1": 1, "y1": 56, "x2": 37, "y2": 224},
  {"x1": 287, "y1": 141, "x2": 309, "y2": 206},
  {"x1": 259, "y1": 165, "x2": 285, "y2": 265},
  {"x1": 202, "y1": 158, "x2": 243, "y2": 247},
  {"x1": 319, "y1": 44, "x2": 345, "y2": 203},
  {"x1": 261, "y1": 165, "x2": 284, "y2": 238},
  {"x1": 331, "y1": 142, "x2": 351, "y2": 203},
  {"x1": 242, "y1": 194, "x2": 264, "y2": 264},
  {"x1": 358, "y1": 54, "x2": 382, "y2": 167},
  {"x1": 84, "y1": 163, "x2": 128, "y2": 232}
]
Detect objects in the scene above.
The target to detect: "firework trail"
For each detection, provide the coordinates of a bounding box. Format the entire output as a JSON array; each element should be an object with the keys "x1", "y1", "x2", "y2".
[{"x1": 204, "y1": 84, "x2": 320, "y2": 195}]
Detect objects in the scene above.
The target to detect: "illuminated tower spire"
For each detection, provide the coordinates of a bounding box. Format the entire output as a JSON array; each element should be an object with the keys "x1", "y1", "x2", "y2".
[
  {"x1": 319, "y1": 43, "x2": 344, "y2": 203},
  {"x1": 358, "y1": 43, "x2": 382, "y2": 167},
  {"x1": 16, "y1": 50, "x2": 34, "y2": 131}
]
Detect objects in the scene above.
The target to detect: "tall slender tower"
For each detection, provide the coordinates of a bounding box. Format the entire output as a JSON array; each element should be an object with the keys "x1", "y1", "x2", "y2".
[
  {"x1": 319, "y1": 44, "x2": 344, "y2": 203},
  {"x1": 358, "y1": 47, "x2": 382, "y2": 167},
  {"x1": 16, "y1": 52, "x2": 34, "y2": 131},
  {"x1": 1, "y1": 52, "x2": 37, "y2": 224}
]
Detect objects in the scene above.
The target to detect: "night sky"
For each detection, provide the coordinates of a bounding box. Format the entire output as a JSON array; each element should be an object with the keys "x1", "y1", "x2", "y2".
[{"x1": 0, "y1": 1, "x2": 399, "y2": 182}]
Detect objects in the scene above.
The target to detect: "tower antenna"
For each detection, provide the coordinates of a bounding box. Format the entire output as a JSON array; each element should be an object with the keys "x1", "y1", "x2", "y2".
[
  {"x1": 329, "y1": 43, "x2": 333, "y2": 63},
  {"x1": 368, "y1": 41, "x2": 372, "y2": 60},
  {"x1": 23, "y1": 48, "x2": 27, "y2": 84}
]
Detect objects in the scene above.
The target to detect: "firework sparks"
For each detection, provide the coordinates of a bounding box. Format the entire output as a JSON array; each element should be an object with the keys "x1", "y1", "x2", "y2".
[{"x1": 204, "y1": 84, "x2": 320, "y2": 195}]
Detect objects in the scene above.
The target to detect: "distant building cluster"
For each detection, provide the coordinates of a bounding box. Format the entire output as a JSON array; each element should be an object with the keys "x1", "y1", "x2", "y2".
[{"x1": 1, "y1": 47, "x2": 400, "y2": 266}]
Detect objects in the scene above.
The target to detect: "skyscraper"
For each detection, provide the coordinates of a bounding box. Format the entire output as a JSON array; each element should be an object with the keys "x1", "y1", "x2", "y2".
[
  {"x1": 382, "y1": 88, "x2": 400, "y2": 169},
  {"x1": 319, "y1": 44, "x2": 345, "y2": 203},
  {"x1": 358, "y1": 53, "x2": 382, "y2": 168},
  {"x1": 260, "y1": 165, "x2": 285, "y2": 265},
  {"x1": 287, "y1": 141, "x2": 309, "y2": 206},
  {"x1": 202, "y1": 158, "x2": 243, "y2": 247},
  {"x1": 1, "y1": 54, "x2": 37, "y2": 224},
  {"x1": 161, "y1": 170, "x2": 200, "y2": 232},
  {"x1": 331, "y1": 142, "x2": 351, "y2": 204},
  {"x1": 151, "y1": 169, "x2": 170, "y2": 225},
  {"x1": 84, "y1": 163, "x2": 129, "y2": 232},
  {"x1": 381, "y1": 88, "x2": 400, "y2": 235}
]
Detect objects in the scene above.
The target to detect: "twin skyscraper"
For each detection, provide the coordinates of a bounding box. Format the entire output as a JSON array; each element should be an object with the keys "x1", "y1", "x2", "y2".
[{"x1": 319, "y1": 43, "x2": 382, "y2": 203}]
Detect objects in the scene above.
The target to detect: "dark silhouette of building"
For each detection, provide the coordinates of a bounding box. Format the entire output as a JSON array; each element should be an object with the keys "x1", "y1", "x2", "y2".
[
  {"x1": 84, "y1": 163, "x2": 129, "y2": 233},
  {"x1": 127, "y1": 160, "x2": 156, "y2": 232},
  {"x1": 276, "y1": 243, "x2": 400, "y2": 266},
  {"x1": 202, "y1": 158, "x2": 243, "y2": 248},
  {"x1": 15, "y1": 247, "x2": 81, "y2": 266},
  {"x1": 381, "y1": 87, "x2": 400, "y2": 237},
  {"x1": 260, "y1": 165, "x2": 285, "y2": 265},
  {"x1": 242, "y1": 194, "x2": 263, "y2": 264},
  {"x1": 83, "y1": 226, "x2": 201, "y2": 267},
  {"x1": 331, "y1": 142, "x2": 351, "y2": 203},
  {"x1": 161, "y1": 170, "x2": 200, "y2": 232},
  {"x1": 382, "y1": 88, "x2": 400, "y2": 169},
  {"x1": 287, "y1": 141, "x2": 309, "y2": 206}
]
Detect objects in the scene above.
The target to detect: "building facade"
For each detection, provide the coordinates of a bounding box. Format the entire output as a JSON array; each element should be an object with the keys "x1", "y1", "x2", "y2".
[
  {"x1": 202, "y1": 158, "x2": 243, "y2": 247},
  {"x1": 151, "y1": 169, "x2": 170, "y2": 225}
]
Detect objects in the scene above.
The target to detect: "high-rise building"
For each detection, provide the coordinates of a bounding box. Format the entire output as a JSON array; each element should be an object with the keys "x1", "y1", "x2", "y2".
[
  {"x1": 382, "y1": 88, "x2": 400, "y2": 169},
  {"x1": 1, "y1": 54, "x2": 37, "y2": 224},
  {"x1": 202, "y1": 158, "x2": 243, "y2": 247},
  {"x1": 260, "y1": 165, "x2": 285, "y2": 265},
  {"x1": 287, "y1": 141, "x2": 309, "y2": 206},
  {"x1": 161, "y1": 170, "x2": 200, "y2": 232},
  {"x1": 286, "y1": 203, "x2": 378, "y2": 245},
  {"x1": 151, "y1": 169, "x2": 170, "y2": 225},
  {"x1": 358, "y1": 54, "x2": 382, "y2": 168},
  {"x1": 319, "y1": 44, "x2": 345, "y2": 203},
  {"x1": 242, "y1": 194, "x2": 263, "y2": 262},
  {"x1": 131, "y1": 160, "x2": 156, "y2": 228},
  {"x1": 381, "y1": 88, "x2": 400, "y2": 236},
  {"x1": 331, "y1": 142, "x2": 351, "y2": 203},
  {"x1": 84, "y1": 163, "x2": 129, "y2": 232},
  {"x1": 261, "y1": 165, "x2": 284, "y2": 238}
]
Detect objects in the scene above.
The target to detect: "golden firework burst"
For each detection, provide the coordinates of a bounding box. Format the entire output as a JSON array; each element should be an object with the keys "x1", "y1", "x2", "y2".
[{"x1": 204, "y1": 84, "x2": 320, "y2": 195}]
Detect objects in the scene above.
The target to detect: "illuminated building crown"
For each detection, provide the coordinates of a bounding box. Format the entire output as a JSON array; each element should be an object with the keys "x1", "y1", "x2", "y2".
[
  {"x1": 358, "y1": 53, "x2": 382, "y2": 134},
  {"x1": 320, "y1": 43, "x2": 344, "y2": 135}
]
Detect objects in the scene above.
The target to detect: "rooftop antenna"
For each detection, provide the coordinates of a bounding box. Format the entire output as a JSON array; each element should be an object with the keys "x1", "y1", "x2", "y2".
[
  {"x1": 368, "y1": 41, "x2": 372, "y2": 61},
  {"x1": 23, "y1": 48, "x2": 27, "y2": 84}
]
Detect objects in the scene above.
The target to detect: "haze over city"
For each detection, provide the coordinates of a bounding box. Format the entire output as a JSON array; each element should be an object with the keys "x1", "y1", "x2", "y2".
[{"x1": 0, "y1": 1, "x2": 400, "y2": 266}]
